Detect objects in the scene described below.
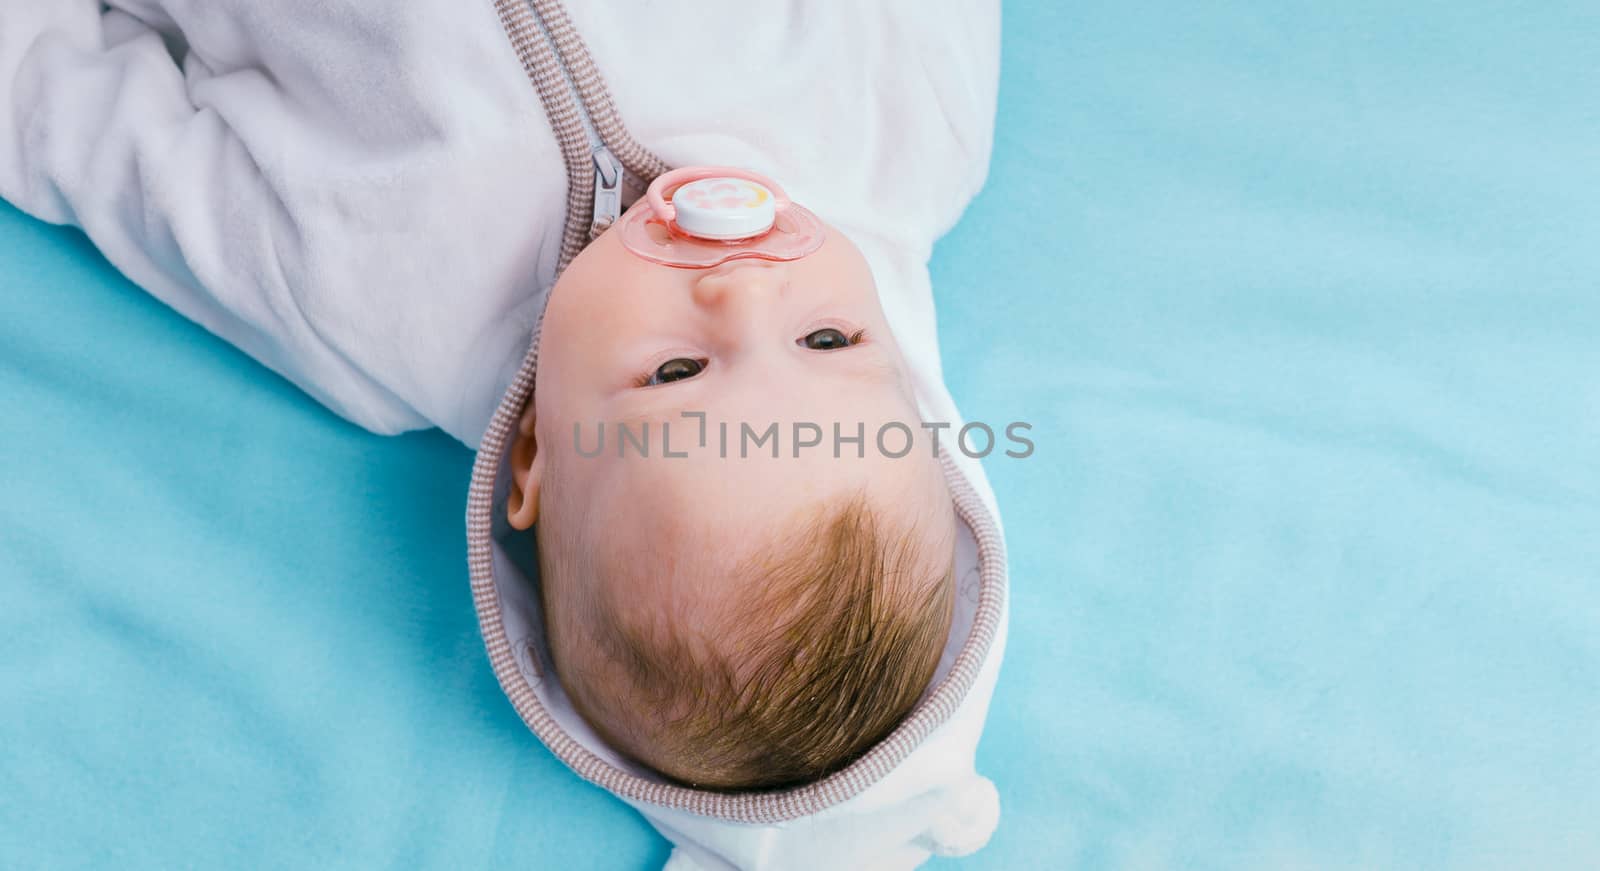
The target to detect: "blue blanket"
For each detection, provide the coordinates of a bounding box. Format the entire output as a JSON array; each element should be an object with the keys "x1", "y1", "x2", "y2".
[{"x1": 3, "y1": 1, "x2": 1597, "y2": 867}]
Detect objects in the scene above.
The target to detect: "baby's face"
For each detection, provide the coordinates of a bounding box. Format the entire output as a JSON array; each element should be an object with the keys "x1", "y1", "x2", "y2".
[
  {"x1": 533, "y1": 215, "x2": 919, "y2": 444},
  {"x1": 518, "y1": 212, "x2": 947, "y2": 601},
  {"x1": 509, "y1": 217, "x2": 958, "y2": 782}
]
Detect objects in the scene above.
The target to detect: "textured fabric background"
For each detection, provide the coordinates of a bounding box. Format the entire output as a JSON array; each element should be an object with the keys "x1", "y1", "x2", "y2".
[{"x1": 3, "y1": 1, "x2": 1597, "y2": 867}]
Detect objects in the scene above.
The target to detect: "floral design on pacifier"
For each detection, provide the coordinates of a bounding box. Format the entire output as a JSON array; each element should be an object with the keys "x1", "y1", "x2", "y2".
[{"x1": 616, "y1": 166, "x2": 826, "y2": 268}]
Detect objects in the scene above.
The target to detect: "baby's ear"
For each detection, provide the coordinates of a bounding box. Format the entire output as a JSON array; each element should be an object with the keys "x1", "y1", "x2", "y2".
[{"x1": 507, "y1": 400, "x2": 542, "y2": 530}]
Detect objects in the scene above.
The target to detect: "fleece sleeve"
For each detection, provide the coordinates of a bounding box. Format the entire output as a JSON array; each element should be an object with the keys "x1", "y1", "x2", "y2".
[{"x1": 0, "y1": 2, "x2": 429, "y2": 434}]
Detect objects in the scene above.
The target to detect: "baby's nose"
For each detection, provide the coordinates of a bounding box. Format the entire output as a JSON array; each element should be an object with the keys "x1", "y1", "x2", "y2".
[{"x1": 690, "y1": 260, "x2": 786, "y2": 309}]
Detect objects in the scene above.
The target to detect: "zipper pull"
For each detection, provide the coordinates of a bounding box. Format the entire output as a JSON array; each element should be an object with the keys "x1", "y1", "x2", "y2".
[{"x1": 591, "y1": 145, "x2": 623, "y2": 239}]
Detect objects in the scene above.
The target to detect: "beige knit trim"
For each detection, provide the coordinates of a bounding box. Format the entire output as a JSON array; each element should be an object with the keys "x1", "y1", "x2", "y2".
[
  {"x1": 475, "y1": 0, "x2": 1008, "y2": 823},
  {"x1": 468, "y1": 362, "x2": 1008, "y2": 822},
  {"x1": 527, "y1": 0, "x2": 674, "y2": 183},
  {"x1": 492, "y1": 0, "x2": 672, "y2": 272}
]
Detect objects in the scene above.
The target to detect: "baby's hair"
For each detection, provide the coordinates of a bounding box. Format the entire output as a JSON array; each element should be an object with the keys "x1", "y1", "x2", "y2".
[{"x1": 554, "y1": 493, "x2": 956, "y2": 792}]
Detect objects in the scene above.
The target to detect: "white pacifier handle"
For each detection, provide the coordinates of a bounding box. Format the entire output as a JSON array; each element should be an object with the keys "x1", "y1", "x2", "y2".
[
  {"x1": 647, "y1": 166, "x2": 793, "y2": 240},
  {"x1": 618, "y1": 164, "x2": 825, "y2": 267}
]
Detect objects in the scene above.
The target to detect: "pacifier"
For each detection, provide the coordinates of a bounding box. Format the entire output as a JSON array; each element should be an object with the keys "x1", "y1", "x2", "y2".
[{"x1": 616, "y1": 166, "x2": 826, "y2": 268}]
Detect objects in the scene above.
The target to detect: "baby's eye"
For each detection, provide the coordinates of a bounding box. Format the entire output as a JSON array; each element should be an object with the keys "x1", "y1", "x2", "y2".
[
  {"x1": 643, "y1": 357, "x2": 705, "y2": 386},
  {"x1": 799, "y1": 327, "x2": 867, "y2": 350}
]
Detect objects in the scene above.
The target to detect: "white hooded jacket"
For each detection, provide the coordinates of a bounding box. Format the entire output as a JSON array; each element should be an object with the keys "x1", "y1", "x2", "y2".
[{"x1": 0, "y1": 2, "x2": 1008, "y2": 867}]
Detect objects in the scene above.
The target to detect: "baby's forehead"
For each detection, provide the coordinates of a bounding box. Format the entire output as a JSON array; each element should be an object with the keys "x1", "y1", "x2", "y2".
[
  {"x1": 599, "y1": 436, "x2": 943, "y2": 529},
  {"x1": 580, "y1": 450, "x2": 954, "y2": 612}
]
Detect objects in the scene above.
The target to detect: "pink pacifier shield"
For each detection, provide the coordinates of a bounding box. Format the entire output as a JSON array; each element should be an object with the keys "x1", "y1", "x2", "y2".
[{"x1": 616, "y1": 166, "x2": 826, "y2": 268}]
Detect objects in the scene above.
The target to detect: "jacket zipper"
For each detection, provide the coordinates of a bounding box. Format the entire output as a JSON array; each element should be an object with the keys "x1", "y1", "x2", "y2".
[
  {"x1": 590, "y1": 144, "x2": 623, "y2": 238},
  {"x1": 520, "y1": 0, "x2": 626, "y2": 240}
]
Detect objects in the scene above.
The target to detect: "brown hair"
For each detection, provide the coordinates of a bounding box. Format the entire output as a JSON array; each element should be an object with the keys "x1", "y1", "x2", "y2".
[{"x1": 548, "y1": 493, "x2": 956, "y2": 792}]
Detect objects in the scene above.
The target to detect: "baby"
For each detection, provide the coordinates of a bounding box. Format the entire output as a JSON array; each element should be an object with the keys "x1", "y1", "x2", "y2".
[{"x1": 1, "y1": 0, "x2": 1005, "y2": 865}]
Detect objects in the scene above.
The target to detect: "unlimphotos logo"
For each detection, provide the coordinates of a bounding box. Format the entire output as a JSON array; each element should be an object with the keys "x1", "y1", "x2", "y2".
[{"x1": 570, "y1": 412, "x2": 1035, "y2": 460}]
